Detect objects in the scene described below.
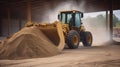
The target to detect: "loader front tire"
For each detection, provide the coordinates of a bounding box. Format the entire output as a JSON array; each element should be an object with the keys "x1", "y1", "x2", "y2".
[
  {"x1": 82, "y1": 31, "x2": 92, "y2": 47},
  {"x1": 66, "y1": 30, "x2": 80, "y2": 49}
]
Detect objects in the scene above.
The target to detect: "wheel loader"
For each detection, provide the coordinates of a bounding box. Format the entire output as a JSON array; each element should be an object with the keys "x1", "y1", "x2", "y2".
[{"x1": 37, "y1": 10, "x2": 92, "y2": 50}]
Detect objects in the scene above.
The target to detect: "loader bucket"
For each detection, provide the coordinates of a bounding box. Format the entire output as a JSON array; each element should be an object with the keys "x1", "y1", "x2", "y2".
[{"x1": 39, "y1": 21, "x2": 65, "y2": 50}]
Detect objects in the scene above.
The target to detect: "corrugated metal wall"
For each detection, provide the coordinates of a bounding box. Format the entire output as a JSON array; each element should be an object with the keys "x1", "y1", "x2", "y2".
[
  {"x1": 0, "y1": 1, "x2": 27, "y2": 36},
  {"x1": 0, "y1": 0, "x2": 70, "y2": 36},
  {"x1": 0, "y1": 0, "x2": 61, "y2": 36}
]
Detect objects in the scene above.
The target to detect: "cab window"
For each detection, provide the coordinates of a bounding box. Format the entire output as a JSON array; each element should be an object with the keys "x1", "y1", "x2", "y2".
[{"x1": 75, "y1": 12, "x2": 81, "y2": 27}]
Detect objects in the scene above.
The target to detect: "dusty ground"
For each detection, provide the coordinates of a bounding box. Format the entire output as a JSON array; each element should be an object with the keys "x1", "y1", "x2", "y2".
[{"x1": 0, "y1": 44, "x2": 120, "y2": 67}]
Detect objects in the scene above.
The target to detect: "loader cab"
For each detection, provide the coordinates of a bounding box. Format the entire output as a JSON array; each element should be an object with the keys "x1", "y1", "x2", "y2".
[{"x1": 58, "y1": 10, "x2": 83, "y2": 29}]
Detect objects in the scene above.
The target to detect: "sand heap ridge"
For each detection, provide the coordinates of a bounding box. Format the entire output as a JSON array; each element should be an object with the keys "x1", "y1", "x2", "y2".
[{"x1": 0, "y1": 26, "x2": 60, "y2": 59}]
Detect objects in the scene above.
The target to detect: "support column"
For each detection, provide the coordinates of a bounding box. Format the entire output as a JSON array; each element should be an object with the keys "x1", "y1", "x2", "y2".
[
  {"x1": 106, "y1": 10, "x2": 109, "y2": 31},
  {"x1": 26, "y1": 0, "x2": 32, "y2": 24},
  {"x1": 109, "y1": 1, "x2": 113, "y2": 41},
  {"x1": 0, "y1": 18, "x2": 1, "y2": 36},
  {"x1": 7, "y1": 8, "x2": 11, "y2": 35},
  {"x1": 19, "y1": 18, "x2": 22, "y2": 30}
]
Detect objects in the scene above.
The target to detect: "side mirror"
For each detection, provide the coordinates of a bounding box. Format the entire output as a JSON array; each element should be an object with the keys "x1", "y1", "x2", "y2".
[
  {"x1": 81, "y1": 22, "x2": 83, "y2": 25},
  {"x1": 81, "y1": 13, "x2": 83, "y2": 18},
  {"x1": 58, "y1": 14, "x2": 60, "y2": 20}
]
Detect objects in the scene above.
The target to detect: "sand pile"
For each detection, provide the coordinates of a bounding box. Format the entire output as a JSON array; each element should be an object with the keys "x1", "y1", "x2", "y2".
[{"x1": 0, "y1": 26, "x2": 60, "y2": 59}]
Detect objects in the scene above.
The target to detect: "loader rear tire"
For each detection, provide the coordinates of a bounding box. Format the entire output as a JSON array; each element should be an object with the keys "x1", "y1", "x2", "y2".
[
  {"x1": 66, "y1": 30, "x2": 80, "y2": 49},
  {"x1": 82, "y1": 31, "x2": 92, "y2": 47}
]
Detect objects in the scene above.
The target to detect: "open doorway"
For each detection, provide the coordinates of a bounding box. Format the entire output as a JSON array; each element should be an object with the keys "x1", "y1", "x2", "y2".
[
  {"x1": 113, "y1": 10, "x2": 120, "y2": 42},
  {"x1": 83, "y1": 11, "x2": 110, "y2": 46}
]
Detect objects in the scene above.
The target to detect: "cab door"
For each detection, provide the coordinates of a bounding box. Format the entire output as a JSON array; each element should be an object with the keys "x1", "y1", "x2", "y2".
[{"x1": 75, "y1": 12, "x2": 81, "y2": 28}]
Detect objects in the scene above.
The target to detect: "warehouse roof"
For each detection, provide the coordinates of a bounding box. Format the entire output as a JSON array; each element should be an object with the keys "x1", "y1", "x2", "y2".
[{"x1": 0, "y1": 0, "x2": 120, "y2": 12}]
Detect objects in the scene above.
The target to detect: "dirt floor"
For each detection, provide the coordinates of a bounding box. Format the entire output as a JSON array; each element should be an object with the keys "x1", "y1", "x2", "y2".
[{"x1": 0, "y1": 44, "x2": 120, "y2": 67}]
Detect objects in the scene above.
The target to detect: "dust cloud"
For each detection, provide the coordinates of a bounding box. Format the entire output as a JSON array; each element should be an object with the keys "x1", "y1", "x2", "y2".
[
  {"x1": 83, "y1": 17, "x2": 110, "y2": 46},
  {"x1": 42, "y1": 0, "x2": 111, "y2": 46},
  {"x1": 42, "y1": 0, "x2": 85, "y2": 23}
]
